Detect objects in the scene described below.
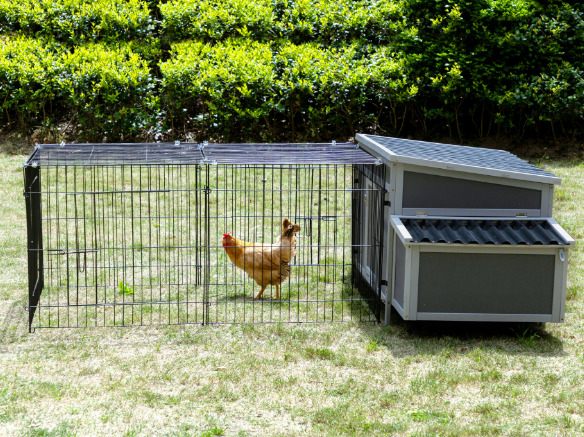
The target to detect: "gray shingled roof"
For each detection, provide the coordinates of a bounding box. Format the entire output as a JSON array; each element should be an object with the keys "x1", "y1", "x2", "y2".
[
  {"x1": 401, "y1": 218, "x2": 569, "y2": 246},
  {"x1": 356, "y1": 134, "x2": 560, "y2": 184}
]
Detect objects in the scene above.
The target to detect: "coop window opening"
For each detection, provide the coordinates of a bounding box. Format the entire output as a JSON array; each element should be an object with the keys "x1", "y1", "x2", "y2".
[{"x1": 24, "y1": 143, "x2": 386, "y2": 330}]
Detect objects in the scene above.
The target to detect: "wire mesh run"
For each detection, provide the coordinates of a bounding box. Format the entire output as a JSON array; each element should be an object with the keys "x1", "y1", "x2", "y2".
[{"x1": 24, "y1": 143, "x2": 386, "y2": 329}]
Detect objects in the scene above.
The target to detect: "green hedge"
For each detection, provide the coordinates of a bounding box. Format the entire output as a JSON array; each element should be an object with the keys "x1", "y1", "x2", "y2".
[
  {"x1": 160, "y1": 0, "x2": 275, "y2": 42},
  {"x1": 58, "y1": 43, "x2": 156, "y2": 139},
  {"x1": 2, "y1": 0, "x2": 584, "y2": 143},
  {"x1": 0, "y1": 0, "x2": 152, "y2": 43},
  {"x1": 0, "y1": 36, "x2": 58, "y2": 126},
  {"x1": 160, "y1": 40, "x2": 410, "y2": 139},
  {"x1": 395, "y1": 0, "x2": 584, "y2": 140},
  {"x1": 160, "y1": 39, "x2": 274, "y2": 138},
  {"x1": 0, "y1": 35, "x2": 155, "y2": 140},
  {"x1": 160, "y1": 0, "x2": 404, "y2": 44}
]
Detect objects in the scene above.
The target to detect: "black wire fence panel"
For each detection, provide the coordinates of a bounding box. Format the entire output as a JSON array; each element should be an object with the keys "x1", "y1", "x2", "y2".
[{"x1": 24, "y1": 144, "x2": 385, "y2": 329}]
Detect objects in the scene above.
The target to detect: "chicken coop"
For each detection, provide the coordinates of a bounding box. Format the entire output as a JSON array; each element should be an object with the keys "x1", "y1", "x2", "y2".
[
  {"x1": 23, "y1": 142, "x2": 385, "y2": 330},
  {"x1": 356, "y1": 134, "x2": 575, "y2": 324}
]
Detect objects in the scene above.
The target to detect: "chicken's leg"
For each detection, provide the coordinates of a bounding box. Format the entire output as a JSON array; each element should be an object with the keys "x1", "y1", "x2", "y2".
[
  {"x1": 273, "y1": 284, "x2": 280, "y2": 300},
  {"x1": 255, "y1": 285, "x2": 267, "y2": 299}
]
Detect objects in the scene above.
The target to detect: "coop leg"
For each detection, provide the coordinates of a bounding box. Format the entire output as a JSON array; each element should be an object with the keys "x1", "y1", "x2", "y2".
[
  {"x1": 255, "y1": 286, "x2": 267, "y2": 299},
  {"x1": 273, "y1": 285, "x2": 280, "y2": 300}
]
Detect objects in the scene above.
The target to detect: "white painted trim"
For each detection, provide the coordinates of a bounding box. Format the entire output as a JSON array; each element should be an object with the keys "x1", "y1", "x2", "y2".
[
  {"x1": 390, "y1": 216, "x2": 412, "y2": 244},
  {"x1": 416, "y1": 313, "x2": 553, "y2": 322},
  {"x1": 542, "y1": 185, "x2": 554, "y2": 217},
  {"x1": 402, "y1": 243, "x2": 413, "y2": 321},
  {"x1": 551, "y1": 252, "x2": 564, "y2": 323},
  {"x1": 409, "y1": 246, "x2": 420, "y2": 321},
  {"x1": 355, "y1": 134, "x2": 562, "y2": 185},
  {"x1": 402, "y1": 208, "x2": 542, "y2": 218},
  {"x1": 392, "y1": 298, "x2": 406, "y2": 319},
  {"x1": 548, "y1": 218, "x2": 576, "y2": 247},
  {"x1": 390, "y1": 235, "x2": 397, "y2": 314},
  {"x1": 393, "y1": 163, "x2": 404, "y2": 215},
  {"x1": 416, "y1": 245, "x2": 566, "y2": 255}
]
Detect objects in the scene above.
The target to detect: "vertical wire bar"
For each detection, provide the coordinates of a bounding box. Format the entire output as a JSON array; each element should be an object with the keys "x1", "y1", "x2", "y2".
[
  {"x1": 216, "y1": 163, "x2": 221, "y2": 324},
  {"x1": 43, "y1": 166, "x2": 50, "y2": 329},
  {"x1": 82, "y1": 166, "x2": 88, "y2": 327},
  {"x1": 308, "y1": 165, "x2": 314, "y2": 322},
  {"x1": 110, "y1": 165, "x2": 117, "y2": 326},
  {"x1": 92, "y1": 166, "x2": 98, "y2": 327},
  {"x1": 156, "y1": 165, "x2": 162, "y2": 323},
  {"x1": 101, "y1": 165, "x2": 106, "y2": 326},
  {"x1": 185, "y1": 164, "x2": 190, "y2": 324},
  {"x1": 317, "y1": 165, "x2": 322, "y2": 321},
  {"x1": 251, "y1": 165, "x2": 258, "y2": 322},
  {"x1": 64, "y1": 165, "x2": 70, "y2": 327},
  {"x1": 148, "y1": 165, "x2": 154, "y2": 325},
  {"x1": 73, "y1": 166, "x2": 79, "y2": 327},
  {"x1": 120, "y1": 165, "x2": 126, "y2": 325},
  {"x1": 281, "y1": 165, "x2": 289, "y2": 323},
  {"x1": 229, "y1": 165, "x2": 234, "y2": 322},
  {"x1": 176, "y1": 164, "x2": 182, "y2": 324},
  {"x1": 168, "y1": 164, "x2": 174, "y2": 325},
  {"x1": 138, "y1": 165, "x2": 144, "y2": 326},
  {"x1": 130, "y1": 165, "x2": 136, "y2": 325},
  {"x1": 294, "y1": 165, "x2": 300, "y2": 322},
  {"x1": 331, "y1": 164, "x2": 337, "y2": 322},
  {"x1": 54, "y1": 166, "x2": 60, "y2": 328},
  {"x1": 197, "y1": 163, "x2": 202, "y2": 290},
  {"x1": 245, "y1": 165, "x2": 252, "y2": 323},
  {"x1": 204, "y1": 164, "x2": 210, "y2": 325}
]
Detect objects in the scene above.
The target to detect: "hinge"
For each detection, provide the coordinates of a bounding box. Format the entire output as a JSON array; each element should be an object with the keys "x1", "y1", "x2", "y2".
[
  {"x1": 380, "y1": 280, "x2": 388, "y2": 286},
  {"x1": 384, "y1": 200, "x2": 391, "y2": 207}
]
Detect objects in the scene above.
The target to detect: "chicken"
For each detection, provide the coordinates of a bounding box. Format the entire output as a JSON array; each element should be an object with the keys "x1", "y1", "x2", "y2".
[{"x1": 222, "y1": 218, "x2": 300, "y2": 299}]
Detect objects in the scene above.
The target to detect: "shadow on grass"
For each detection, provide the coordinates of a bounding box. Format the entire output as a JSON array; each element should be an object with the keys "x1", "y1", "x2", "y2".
[{"x1": 357, "y1": 307, "x2": 565, "y2": 358}]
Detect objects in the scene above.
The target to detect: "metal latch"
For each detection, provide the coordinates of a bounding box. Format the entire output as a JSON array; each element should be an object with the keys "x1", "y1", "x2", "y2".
[
  {"x1": 516, "y1": 212, "x2": 528, "y2": 217},
  {"x1": 560, "y1": 249, "x2": 565, "y2": 262},
  {"x1": 416, "y1": 211, "x2": 428, "y2": 217}
]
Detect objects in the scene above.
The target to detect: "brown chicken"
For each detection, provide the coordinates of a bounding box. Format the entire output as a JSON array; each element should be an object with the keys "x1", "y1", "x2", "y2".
[{"x1": 222, "y1": 218, "x2": 300, "y2": 299}]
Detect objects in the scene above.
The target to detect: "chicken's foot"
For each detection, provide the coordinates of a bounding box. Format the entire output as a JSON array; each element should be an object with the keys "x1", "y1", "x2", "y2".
[{"x1": 255, "y1": 286, "x2": 267, "y2": 299}]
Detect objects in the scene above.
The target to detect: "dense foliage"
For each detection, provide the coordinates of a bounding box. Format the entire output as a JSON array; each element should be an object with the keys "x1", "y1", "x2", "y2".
[{"x1": 1, "y1": 0, "x2": 583, "y2": 144}]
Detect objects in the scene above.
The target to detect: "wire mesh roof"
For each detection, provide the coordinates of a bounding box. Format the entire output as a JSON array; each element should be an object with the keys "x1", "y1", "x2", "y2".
[
  {"x1": 356, "y1": 134, "x2": 559, "y2": 184},
  {"x1": 24, "y1": 142, "x2": 379, "y2": 167},
  {"x1": 400, "y1": 218, "x2": 569, "y2": 246}
]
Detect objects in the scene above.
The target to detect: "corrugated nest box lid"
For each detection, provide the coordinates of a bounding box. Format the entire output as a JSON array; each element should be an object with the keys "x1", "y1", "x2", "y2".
[
  {"x1": 356, "y1": 134, "x2": 561, "y2": 185},
  {"x1": 24, "y1": 142, "x2": 378, "y2": 167},
  {"x1": 392, "y1": 217, "x2": 575, "y2": 247}
]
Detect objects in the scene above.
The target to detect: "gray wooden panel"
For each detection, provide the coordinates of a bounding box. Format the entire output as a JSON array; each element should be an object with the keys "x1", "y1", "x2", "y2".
[
  {"x1": 394, "y1": 239, "x2": 406, "y2": 308},
  {"x1": 417, "y1": 252, "x2": 555, "y2": 314},
  {"x1": 403, "y1": 172, "x2": 542, "y2": 210}
]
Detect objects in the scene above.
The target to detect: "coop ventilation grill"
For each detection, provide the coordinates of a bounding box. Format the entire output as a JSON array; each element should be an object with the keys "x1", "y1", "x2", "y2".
[{"x1": 24, "y1": 142, "x2": 385, "y2": 330}]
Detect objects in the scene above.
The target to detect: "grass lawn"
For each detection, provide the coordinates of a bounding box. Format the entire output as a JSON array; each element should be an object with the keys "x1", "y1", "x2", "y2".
[{"x1": 1, "y1": 150, "x2": 583, "y2": 436}]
